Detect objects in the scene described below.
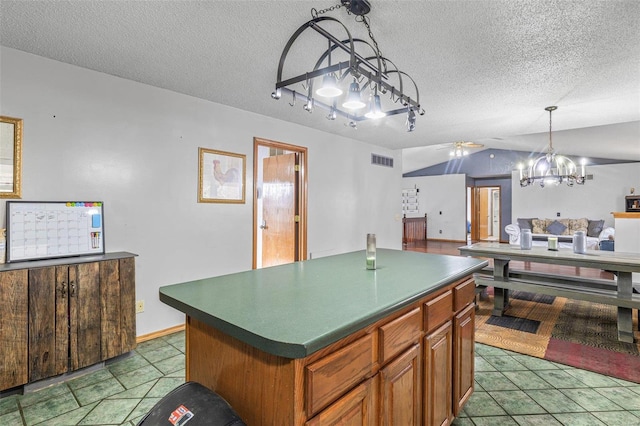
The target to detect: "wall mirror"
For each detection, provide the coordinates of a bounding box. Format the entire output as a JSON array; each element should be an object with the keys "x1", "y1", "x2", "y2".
[{"x1": 0, "y1": 116, "x2": 22, "y2": 199}]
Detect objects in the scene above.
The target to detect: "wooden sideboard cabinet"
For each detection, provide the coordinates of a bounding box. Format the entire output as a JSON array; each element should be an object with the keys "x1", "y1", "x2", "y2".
[
  {"x1": 0, "y1": 252, "x2": 137, "y2": 391},
  {"x1": 186, "y1": 275, "x2": 477, "y2": 426}
]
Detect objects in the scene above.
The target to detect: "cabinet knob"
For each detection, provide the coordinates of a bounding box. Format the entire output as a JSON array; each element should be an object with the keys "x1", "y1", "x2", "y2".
[
  {"x1": 59, "y1": 282, "x2": 66, "y2": 298},
  {"x1": 69, "y1": 281, "x2": 76, "y2": 297}
]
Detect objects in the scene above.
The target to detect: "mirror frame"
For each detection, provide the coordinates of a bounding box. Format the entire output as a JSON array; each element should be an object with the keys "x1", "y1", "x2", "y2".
[{"x1": 0, "y1": 116, "x2": 23, "y2": 199}]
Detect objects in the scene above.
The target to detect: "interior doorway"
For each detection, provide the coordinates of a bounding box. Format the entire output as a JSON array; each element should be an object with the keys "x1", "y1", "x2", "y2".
[
  {"x1": 253, "y1": 138, "x2": 307, "y2": 269},
  {"x1": 468, "y1": 186, "x2": 501, "y2": 242}
]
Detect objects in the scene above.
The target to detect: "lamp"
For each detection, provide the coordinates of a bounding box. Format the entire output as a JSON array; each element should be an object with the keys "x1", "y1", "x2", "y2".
[
  {"x1": 343, "y1": 79, "x2": 366, "y2": 110},
  {"x1": 272, "y1": 0, "x2": 424, "y2": 130},
  {"x1": 518, "y1": 106, "x2": 587, "y2": 188},
  {"x1": 450, "y1": 146, "x2": 468, "y2": 157},
  {"x1": 364, "y1": 89, "x2": 385, "y2": 119}
]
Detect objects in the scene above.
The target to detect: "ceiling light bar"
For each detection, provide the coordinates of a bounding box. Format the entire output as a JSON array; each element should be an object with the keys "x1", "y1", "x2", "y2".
[{"x1": 272, "y1": 1, "x2": 424, "y2": 131}]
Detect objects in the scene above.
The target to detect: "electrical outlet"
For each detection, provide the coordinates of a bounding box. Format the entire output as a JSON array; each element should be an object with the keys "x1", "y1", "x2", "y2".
[
  {"x1": 136, "y1": 300, "x2": 144, "y2": 313},
  {"x1": 557, "y1": 212, "x2": 561, "y2": 217}
]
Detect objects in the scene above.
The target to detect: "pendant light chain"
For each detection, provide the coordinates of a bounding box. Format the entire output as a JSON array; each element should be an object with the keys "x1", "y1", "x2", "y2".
[
  {"x1": 311, "y1": 3, "x2": 343, "y2": 18},
  {"x1": 548, "y1": 107, "x2": 553, "y2": 152},
  {"x1": 357, "y1": 15, "x2": 383, "y2": 65}
]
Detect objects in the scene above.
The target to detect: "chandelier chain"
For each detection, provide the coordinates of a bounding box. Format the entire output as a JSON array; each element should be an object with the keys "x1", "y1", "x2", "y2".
[
  {"x1": 357, "y1": 15, "x2": 383, "y2": 63},
  {"x1": 548, "y1": 108, "x2": 553, "y2": 152}
]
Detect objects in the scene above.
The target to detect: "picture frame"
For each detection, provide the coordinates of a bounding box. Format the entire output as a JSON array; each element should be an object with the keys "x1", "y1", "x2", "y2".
[
  {"x1": 0, "y1": 116, "x2": 23, "y2": 199},
  {"x1": 198, "y1": 147, "x2": 246, "y2": 203}
]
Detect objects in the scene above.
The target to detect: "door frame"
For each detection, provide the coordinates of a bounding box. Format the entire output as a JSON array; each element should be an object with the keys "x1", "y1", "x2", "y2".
[{"x1": 252, "y1": 137, "x2": 307, "y2": 269}]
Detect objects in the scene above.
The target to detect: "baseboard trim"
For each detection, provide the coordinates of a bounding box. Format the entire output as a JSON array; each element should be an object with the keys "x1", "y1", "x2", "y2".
[
  {"x1": 137, "y1": 324, "x2": 185, "y2": 343},
  {"x1": 426, "y1": 238, "x2": 467, "y2": 243}
]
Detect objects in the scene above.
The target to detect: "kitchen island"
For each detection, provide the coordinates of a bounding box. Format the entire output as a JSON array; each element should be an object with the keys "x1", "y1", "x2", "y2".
[{"x1": 160, "y1": 249, "x2": 487, "y2": 425}]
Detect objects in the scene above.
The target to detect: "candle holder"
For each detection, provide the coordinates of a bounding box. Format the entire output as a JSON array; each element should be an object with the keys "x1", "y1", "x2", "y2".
[
  {"x1": 548, "y1": 236, "x2": 558, "y2": 251},
  {"x1": 366, "y1": 234, "x2": 376, "y2": 270}
]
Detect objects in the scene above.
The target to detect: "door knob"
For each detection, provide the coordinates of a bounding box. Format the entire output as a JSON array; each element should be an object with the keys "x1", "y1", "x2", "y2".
[{"x1": 260, "y1": 220, "x2": 268, "y2": 230}]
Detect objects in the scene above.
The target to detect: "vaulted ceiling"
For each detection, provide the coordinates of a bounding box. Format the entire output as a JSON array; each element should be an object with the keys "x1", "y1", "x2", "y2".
[{"x1": 1, "y1": 0, "x2": 638, "y2": 173}]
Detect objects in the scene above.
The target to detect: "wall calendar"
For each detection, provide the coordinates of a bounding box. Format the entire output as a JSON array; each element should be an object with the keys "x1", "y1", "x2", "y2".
[{"x1": 6, "y1": 201, "x2": 105, "y2": 263}]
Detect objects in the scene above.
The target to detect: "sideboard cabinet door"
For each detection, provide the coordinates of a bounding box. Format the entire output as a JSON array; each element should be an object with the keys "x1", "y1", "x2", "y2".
[
  {"x1": 69, "y1": 262, "x2": 102, "y2": 371},
  {"x1": 100, "y1": 257, "x2": 136, "y2": 360},
  {"x1": 0, "y1": 269, "x2": 28, "y2": 389}
]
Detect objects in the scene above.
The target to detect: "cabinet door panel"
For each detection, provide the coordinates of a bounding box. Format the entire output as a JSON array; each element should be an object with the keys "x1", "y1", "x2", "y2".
[
  {"x1": 71, "y1": 263, "x2": 101, "y2": 370},
  {"x1": 453, "y1": 304, "x2": 475, "y2": 416},
  {"x1": 0, "y1": 269, "x2": 28, "y2": 390},
  {"x1": 424, "y1": 321, "x2": 452, "y2": 426},
  {"x1": 55, "y1": 267, "x2": 69, "y2": 375},
  {"x1": 100, "y1": 259, "x2": 122, "y2": 360},
  {"x1": 119, "y1": 257, "x2": 137, "y2": 352},
  {"x1": 379, "y1": 343, "x2": 421, "y2": 426},
  {"x1": 29, "y1": 267, "x2": 57, "y2": 382},
  {"x1": 306, "y1": 378, "x2": 376, "y2": 426}
]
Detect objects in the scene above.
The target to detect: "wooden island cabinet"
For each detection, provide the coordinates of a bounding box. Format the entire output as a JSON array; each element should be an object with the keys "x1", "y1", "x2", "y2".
[
  {"x1": 0, "y1": 252, "x2": 137, "y2": 391},
  {"x1": 160, "y1": 249, "x2": 486, "y2": 425}
]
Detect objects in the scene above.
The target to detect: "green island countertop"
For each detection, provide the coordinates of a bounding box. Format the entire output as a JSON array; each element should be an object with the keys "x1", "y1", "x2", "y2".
[{"x1": 159, "y1": 249, "x2": 487, "y2": 359}]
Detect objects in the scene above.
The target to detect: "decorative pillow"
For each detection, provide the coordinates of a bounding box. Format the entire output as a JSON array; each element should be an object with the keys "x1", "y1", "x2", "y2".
[
  {"x1": 587, "y1": 219, "x2": 605, "y2": 237},
  {"x1": 531, "y1": 219, "x2": 547, "y2": 234},
  {"x1": 517, "y1": 218, "x2": 536, "y2": 230},
  {"x1": 547, "y1": 220, "x2": 567, "y2": 235},
  {"x1": 558, "y1": 219, "x2": 571, "y2": 235},
  {"x1": 568, "y1": 218, "x2": 588, "y2": 234}
]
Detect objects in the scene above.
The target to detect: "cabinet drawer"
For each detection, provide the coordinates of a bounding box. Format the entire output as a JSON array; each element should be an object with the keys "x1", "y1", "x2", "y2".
[
  {"x1": 306, "y1": 334, "x2": 374, "y2": 417},
  {"x1": 453, "y1": 278, "x2": 476, "y2": 312},
  {"x1": 379, "y1": 307, "x2": 422, "y2": 364},
  {"x1": 424, "y1": 290, "x2": 452, "y2": 333}
]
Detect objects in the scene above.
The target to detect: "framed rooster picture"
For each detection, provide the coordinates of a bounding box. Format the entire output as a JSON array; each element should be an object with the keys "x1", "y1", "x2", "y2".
[{"x1": 198, "y1": 147, "x2": 246, "y2": 203}]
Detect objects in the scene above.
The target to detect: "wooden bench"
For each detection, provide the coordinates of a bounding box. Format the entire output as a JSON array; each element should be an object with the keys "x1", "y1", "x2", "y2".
[{"x1": 473, "y1": 267, "x2": 640, "y2": 319}]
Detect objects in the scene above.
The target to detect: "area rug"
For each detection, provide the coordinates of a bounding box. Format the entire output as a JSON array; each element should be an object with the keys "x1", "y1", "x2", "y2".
[{"x1": 475, "y1": 288, "x2": 640, "y2": 383}]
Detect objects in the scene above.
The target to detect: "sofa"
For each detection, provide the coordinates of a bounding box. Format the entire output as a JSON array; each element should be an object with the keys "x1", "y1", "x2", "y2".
[{"x1": 506, "y1": 217, "x2": 615, "y2": 250}]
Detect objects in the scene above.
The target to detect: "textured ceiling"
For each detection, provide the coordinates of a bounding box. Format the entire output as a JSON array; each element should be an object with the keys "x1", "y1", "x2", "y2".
[{"x1": 1, "y1": 0, "x2": 639, "y2": 172}]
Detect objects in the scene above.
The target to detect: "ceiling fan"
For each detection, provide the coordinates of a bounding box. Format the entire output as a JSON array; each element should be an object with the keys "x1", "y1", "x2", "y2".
[{"x1": 438, "y1": 141, "x2": 485, "y2": 157}]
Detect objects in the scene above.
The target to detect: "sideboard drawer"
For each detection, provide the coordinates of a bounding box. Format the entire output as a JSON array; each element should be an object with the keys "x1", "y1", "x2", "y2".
[
  {"x1": 379, "y1": 307, "x2": 422, "y2": 364},
  {"x1": 424, "y1": 290, "x2": 453, "y2": 333},
  {"x1": 453, "y1": 278, "x2": 476, "y2": 311},
  {"x1": 305, "y1": 334, "x2": 374, "y2": 417}
]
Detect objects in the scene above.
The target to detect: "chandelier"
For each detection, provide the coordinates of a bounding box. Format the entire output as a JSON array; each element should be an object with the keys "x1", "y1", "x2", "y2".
[
  {"x1": 518, "y1": 106, "x2": 587, "y2": 188},
  {"x1": 271, "y1": 0, "x2": 424, "y2": 132}
]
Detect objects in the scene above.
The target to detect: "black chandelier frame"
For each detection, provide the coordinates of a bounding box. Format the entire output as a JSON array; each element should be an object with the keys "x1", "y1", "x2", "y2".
[{"x1": 272, "y1": 15, "x2": 424, "y2": 124}]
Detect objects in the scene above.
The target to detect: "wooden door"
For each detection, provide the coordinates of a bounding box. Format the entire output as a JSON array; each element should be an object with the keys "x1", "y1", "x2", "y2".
[
  {"x1": 453, "y1": 304, "x2": 475, "y2": 417},
  {"x1": 262, "y1": 153, "x2": 297, "y2": 267},
  {"x1": 0, "y1": 269, "x2": 28, "y2": 390},
  {"x1": 379, "y1": 344, "x2": 421, "y2": 425},
  {"x1": 424, "y1": 321, "x2": 452, "y2": 426},
  {"x1": 306, "y1": 378, "x2": 376, "y2": 426},
  {"x1": 71, "y1": 262, "x2": 101, "y2": 369},
  {"x1": 478, "y1": 188, "x2": 490, "y2": 240}
]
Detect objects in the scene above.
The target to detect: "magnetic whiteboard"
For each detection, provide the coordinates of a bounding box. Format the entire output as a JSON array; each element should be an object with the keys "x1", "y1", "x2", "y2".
[{"x1": 6, "y1": 201, "x2": 105, "y2": 263}]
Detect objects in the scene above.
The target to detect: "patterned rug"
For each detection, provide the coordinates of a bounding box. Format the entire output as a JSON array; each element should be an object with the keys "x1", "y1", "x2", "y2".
[{"x1": 475, "y1": 288, "x2": 640, "y2": 383}]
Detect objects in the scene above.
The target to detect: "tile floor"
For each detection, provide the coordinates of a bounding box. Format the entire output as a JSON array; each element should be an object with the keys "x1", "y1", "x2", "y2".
[{"x1": 1, "y1": 331, "x2": 640, "y2": 425}]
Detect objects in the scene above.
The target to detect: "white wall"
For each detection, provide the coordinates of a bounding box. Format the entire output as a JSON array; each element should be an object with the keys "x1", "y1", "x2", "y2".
[
  {"x1": 402, "y1": 175, "x2": 467, "y2": 242},
  {"x1": 0, "y1": 47, "x2": 403, "y2": 336},
  {"x1": 511, "y1": 163, "x2": 640, "y2": 227}
]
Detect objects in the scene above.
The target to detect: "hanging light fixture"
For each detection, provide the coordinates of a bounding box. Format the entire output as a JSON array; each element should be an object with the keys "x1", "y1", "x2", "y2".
[
  {"x1": 518, "y1": 106, "x2": 587, "y2": 188},
  {"x1": 271, "y1": 0, "x2": 425, "y2": 130}
]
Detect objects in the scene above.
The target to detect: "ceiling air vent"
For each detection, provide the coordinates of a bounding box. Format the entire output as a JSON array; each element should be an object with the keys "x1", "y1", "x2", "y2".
[{"x1": 371, "y1": 154, "x2": 394, "y2": 168}]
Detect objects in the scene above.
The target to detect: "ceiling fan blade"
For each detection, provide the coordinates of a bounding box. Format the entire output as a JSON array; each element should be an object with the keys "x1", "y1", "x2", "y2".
[{"x1": 461, "y1": 142, "x2": 484, "y2": 148}]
